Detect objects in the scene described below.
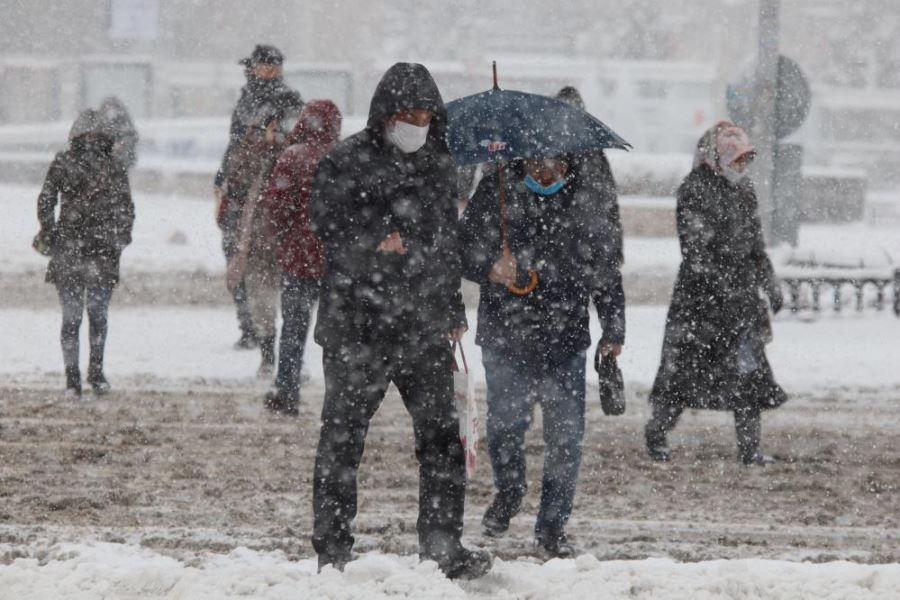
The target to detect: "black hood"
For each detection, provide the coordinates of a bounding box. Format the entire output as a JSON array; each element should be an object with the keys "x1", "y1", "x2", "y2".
[{"x1": 366, "y1": 62, "x2": 447, "y2": 142}]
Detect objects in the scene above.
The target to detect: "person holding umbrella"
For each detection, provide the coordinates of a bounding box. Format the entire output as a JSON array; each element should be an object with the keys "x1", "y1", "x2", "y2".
[
  {"x1": 645, "y1": 121, "x2": 786, "y2": 466},
  {"x1": 458, "y1": 154, "x2": 625, "y2": 557},
  {"x1": 308, "y1": 62, "x2": 491, "y2": 579}
]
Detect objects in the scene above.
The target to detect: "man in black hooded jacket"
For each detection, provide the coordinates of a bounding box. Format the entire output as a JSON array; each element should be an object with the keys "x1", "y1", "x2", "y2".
[{"x1": 309, "y1": 62, "x2": 491, "y2": 579}]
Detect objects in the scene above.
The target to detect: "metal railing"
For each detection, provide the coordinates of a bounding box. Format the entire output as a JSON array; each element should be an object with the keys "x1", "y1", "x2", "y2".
[{"x1": 780, "y1": 268, "x2": 900, "y2": 315}]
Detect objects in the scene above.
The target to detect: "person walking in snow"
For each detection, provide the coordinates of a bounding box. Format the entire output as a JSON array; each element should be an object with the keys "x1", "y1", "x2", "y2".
[
  {"x1": 458, "y1": 153, "x2": 625, "y2": 558},
  {"x1": 309, "y1": 62, "x2": 491, "y2": 579},
  {"x1": 215, "y1": 44, "x2": 303, "y2": 350},
  {"x1": 259, "y1": 99, "x2": 342, "y2": 415},
  {"x1": 645, "y1": 120, "x2": 787, "y2": 466},
  {"x1": 33, "y1": 109, "x2": 135, "y2": 398},
  {"x1": 225, "y1": 102, "x2": 294, "y2": 378}
]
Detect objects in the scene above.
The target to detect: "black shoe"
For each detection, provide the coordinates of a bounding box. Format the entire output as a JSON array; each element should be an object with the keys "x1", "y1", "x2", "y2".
[
  {"x1": 233, "y1": 331, "x2": 257, "y2": 350},
  {"x1": 317, "y1": 550, "x2": 354, "y2": 573},
  {"x1": 65, "y1": 366, "x2": 82, "y2": 399},
  {"x1": 263, "y1": 391, "x2": 299, "y2": 416},
  {"x1": 741, "y1": 451, "x2": 775, "y2": 466},
  {"x1": 481, "y1": 494, "x2": 521, "y2": 537},
  {"x1": 535, "y1": 530, "x2": 576, "y2": 559},
  {"x1": 87, "y1": 370, "x2": 111, "y2": 395},
  {"x1": 439, "y1": 547, "x2": 492, "y2": 580},
  {"x1": 645, "y1": 427, "x2": 672, "y2": 462}
]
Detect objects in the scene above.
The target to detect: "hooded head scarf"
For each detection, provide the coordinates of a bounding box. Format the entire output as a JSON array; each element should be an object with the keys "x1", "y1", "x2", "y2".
[{"x1": 693, "y1": 120, "x2": 756, "y2": 174}]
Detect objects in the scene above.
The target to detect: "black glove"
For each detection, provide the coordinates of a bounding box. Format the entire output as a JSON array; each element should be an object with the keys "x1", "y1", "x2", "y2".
[
  {"x1": 32, "y1": 229, "x2": 54, "y2": 257},
  {"x1": 767, "y1": 279, "x2": 784, "y2": 315}
]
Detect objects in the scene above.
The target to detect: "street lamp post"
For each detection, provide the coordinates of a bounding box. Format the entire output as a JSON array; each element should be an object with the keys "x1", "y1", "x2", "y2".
[{"x1": 752, "y1": 0, "x2": 780, "y2": 242}]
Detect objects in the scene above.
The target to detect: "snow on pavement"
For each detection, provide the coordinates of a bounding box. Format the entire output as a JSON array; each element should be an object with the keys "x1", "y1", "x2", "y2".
[
  {"x1": 1, "y1": 542, "x2": 898, "y2": 600},
  {"x1": 2, "y1": 304, "x2": 899, "y2": 392}
]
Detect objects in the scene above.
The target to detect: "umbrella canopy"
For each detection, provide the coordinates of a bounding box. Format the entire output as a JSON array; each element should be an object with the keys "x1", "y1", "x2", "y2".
[{"x1": 446, "y1": 88, "x2": 631, "y2": 166}]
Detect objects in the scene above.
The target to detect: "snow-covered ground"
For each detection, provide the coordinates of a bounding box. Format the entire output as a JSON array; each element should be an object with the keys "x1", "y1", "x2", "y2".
[
  {"x1": 2, "y1": 542, "x2": 898, "y2": 600},
  {"x1": 2, "y1": 182, "x2": 900, "y2": 598}
]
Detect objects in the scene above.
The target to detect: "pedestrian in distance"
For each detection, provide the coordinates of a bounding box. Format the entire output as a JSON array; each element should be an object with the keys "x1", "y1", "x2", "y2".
[
  {"x1": 458, "y1": 152, "x2": 625, "y2": 558},
  {"x1": 645, "y1": 120, "x2": 787, "y2": 466},
  {"x1": 260, "y1": 99, "x2": 342, "y2": 416},
  {"x1": 309, "y1": 62, "x2": 492, "y2": 579},
  {"x1": 33, "y1": 109, "x2": 135, "y2": 398},
  {"x1": 215, "y1": 44, "x2": 303, "y2": 350},
  {"x1": 225, "y1": 102, "x2": 294, "y2": 379}
]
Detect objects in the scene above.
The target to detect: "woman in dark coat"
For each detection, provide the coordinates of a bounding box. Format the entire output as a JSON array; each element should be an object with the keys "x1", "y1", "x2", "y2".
[
  {"x1": 645, "y1": 121, "x2": 786, "y2": 466},
  {"x1": 33, "y1": 109, "x2": 135, "y2": 398}
]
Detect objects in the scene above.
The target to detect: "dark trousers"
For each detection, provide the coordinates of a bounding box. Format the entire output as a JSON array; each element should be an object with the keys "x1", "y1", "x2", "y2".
[
  {"x1": 483, "y1": 349, "x2": 586, "y2": 535},
  {"x1": 646, "y1": 402, "x2": 762, "y2": 460},
  {"x1": 221, "y1": 215, "x2": 254, "y2": 338},
  {"x1": 312, "y1": 342, "x2": 466, "y2": 563},
  {"x1": 273, "y1": 273, "x2": 318, "y2": 402},
  {"x1": 57, "y1": 284, "x2": 113, "y2": 370}
]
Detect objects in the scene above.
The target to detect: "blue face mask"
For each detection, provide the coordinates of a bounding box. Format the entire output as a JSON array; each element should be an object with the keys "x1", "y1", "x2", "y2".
[{"x1": 524, "y1": 174, "x2": 566, "y2": 196}]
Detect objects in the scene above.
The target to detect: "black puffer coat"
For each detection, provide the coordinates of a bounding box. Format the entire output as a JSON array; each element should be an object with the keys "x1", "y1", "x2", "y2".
[
  {"x1": 649, "y1": 164, "x2": 786, "y2": 411},
  {"x1": 310, "y1": 62, "x2": 465, "y2": 351},
  {"x1": 459, "y1": 160, "x2": 625, "y2": 367},
  {"x1": 37, "y1": 110, "x2": 134, "y2": 289}
]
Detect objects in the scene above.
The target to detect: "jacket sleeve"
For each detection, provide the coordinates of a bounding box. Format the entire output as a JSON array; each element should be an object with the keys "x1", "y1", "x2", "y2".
[
  {"x1": 458, "y1": 174, "x2": 501, "y2": 284},
  {"x1": 262, "y1": 148, "x2": 301, "y2": 242},
  {"x1": 37, "y1": 155, "x2": 63, "y2": 236},
  {"x1": 310, "y1": 153, "x2": 391, "y2": 278},
  {"x1": 112, "y1": 168, "x2": 135, "y2": 248},
  {"x1": 592, "y1": 262, "x2": 626, "y2": 345},
  {"x1": 677, "y1": 179, "x2": 728, "y2": 293}
]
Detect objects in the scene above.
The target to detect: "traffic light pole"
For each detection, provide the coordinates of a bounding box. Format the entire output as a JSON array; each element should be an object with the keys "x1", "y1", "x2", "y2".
[{"x1": 752, "y1": 0, "x2": 780, "y2": 242}]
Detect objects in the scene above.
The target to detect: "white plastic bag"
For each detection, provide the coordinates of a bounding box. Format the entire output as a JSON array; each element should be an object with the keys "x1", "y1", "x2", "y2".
[{"x1": 452, "y1": 342, "x2": 479, "y2": 478}]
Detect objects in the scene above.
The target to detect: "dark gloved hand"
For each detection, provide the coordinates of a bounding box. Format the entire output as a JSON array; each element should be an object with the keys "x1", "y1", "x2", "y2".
[
  {"x1": 767, "y1": 280, "x2": 784, "y2": 314},
  {"x1": 32, "y1": 230, "x2": 54, "y2": 256}
]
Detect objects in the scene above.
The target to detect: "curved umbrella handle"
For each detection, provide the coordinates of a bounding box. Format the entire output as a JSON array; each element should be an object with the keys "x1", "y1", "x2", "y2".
[{"x1": 507, "y1": 270, "x2": 538, "y2": 296}]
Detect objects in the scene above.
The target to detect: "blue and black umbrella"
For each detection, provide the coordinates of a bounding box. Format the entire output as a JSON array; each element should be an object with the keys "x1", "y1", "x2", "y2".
[
  {"x1": 445, "y1": 63, "x2": 630, "y2": 295},
  {"x1": 446, "y1": 67, "x2": 630, "y2": 166}
]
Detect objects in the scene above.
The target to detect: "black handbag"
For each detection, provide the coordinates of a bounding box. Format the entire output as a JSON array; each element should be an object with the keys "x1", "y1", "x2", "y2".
[{"x1": 594, "y1": 347, "x2": 625, "y2": 416}]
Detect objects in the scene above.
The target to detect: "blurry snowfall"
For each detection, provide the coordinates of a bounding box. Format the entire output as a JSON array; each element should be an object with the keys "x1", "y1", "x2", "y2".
[{"x1": 2, "y1": 180, "x2": 900, "y2": 597}]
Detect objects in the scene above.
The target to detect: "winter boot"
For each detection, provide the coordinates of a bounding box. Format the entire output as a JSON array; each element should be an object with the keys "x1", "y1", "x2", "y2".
[
  {"x1": 534, "y1": 530, "x2": 576, "y2": 559},
  {"x1": 644, "y1": 424, "x2": 672, "y2": 462},
  {"x1": 233, "y1": 329, "x2": 257, "y2": 350},
  {"x1": 64, "y1": 366, "x2": 82, "y2": 400},
  {"x1": 436, "y1": 547, "x2": 493, "y2": 580},
  {"x1": 87, "y1": 351, "x2": 111, "y2": 395},
  {"x1": 481, "y1": 493, "x2": 522, "y2": 537},
  {"x1": 257, "y1": 335, "x2": 276, "y2": 378},
  {"x1": 735, "y1": 408, "x2": 773, "y2": 466},
  {"x1": 317, "y1": 549, "x2": 355, "y2": 573}
]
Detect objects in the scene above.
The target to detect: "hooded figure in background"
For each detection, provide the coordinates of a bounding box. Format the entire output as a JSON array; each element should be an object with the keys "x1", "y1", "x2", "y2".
[
  {"x1": 215, "y1": 44, "x2": 304, "y2": 350},
  {"x1": 458, "y1": 152, "x2": 625, "y2": 558},
  {"x1": 645, "y1": 120, "x2": 786, "y2": 466},
  {"x1": 259, "y1": 99, "x2": 342, "y2": 415},
  {"x1": 34, "y1": 109, "x2": 135, "y2": 398},
  {"x1": 98, "y1": 96, "x2": 139, "y2": 169},
  {"x1": 309, "y1": 62, "x2": 491, "y2": 579},
  {"x1": 224, "y1": 101, "x2": 294, "y2": 378}
]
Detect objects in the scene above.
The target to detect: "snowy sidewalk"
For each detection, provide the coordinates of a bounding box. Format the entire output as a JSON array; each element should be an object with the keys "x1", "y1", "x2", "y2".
[
  {"x1": 1, "y1": 541, "x2": 898, "y2": 599},
  {"x1": 2, "y1": 305, "x2": 899, "y2": 392}
]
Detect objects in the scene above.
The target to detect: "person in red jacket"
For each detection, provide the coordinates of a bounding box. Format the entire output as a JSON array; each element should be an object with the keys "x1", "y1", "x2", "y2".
[{"x1": 261, "y1": 99, "x2": 342, "y2": 415}]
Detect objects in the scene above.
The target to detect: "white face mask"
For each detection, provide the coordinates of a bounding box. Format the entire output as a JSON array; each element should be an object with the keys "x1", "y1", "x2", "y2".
[
  {"x1": 721, "y1": 164, "x2": 747, "y2": 184},
  {"x1": 386, "y1": 120, "x2": 430, "y2": 153}
]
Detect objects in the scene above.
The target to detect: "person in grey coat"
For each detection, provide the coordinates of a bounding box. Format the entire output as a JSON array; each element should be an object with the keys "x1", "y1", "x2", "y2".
[
  {"x1": 645, "y1": 121, "x2": 786, "y2": 466},
  {"x1": 98, "y1": 96, "x2": 139, "y2": 169},
  {"x1": 34, "y1": 109, "x2": 135, "y2": 398}
]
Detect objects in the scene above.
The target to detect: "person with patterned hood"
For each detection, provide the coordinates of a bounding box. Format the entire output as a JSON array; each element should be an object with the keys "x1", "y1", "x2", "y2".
[
  {"x1": 308, "y1": 62, "x2": 491, "y2": 579},
  {"x1": 33, "y1": 109, "x2": 135, "y2": 398},
  {"x1": 645, "y1": 120, "x2": 786, "y2": 466}
]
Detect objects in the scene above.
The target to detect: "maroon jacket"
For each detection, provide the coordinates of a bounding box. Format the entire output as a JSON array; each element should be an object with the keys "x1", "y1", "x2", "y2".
[{"x1": 262, "y1": 100, "x2": 342, "y2": 279}]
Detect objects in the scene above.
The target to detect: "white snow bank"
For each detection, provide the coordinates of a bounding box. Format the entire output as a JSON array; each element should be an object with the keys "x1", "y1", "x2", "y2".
[
  {"x1": 2, "y1": 305, "x2": 899, "y2": 392},
  {"x1": 1, "y1": 542, "x2": 898, "y2": 600}
]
